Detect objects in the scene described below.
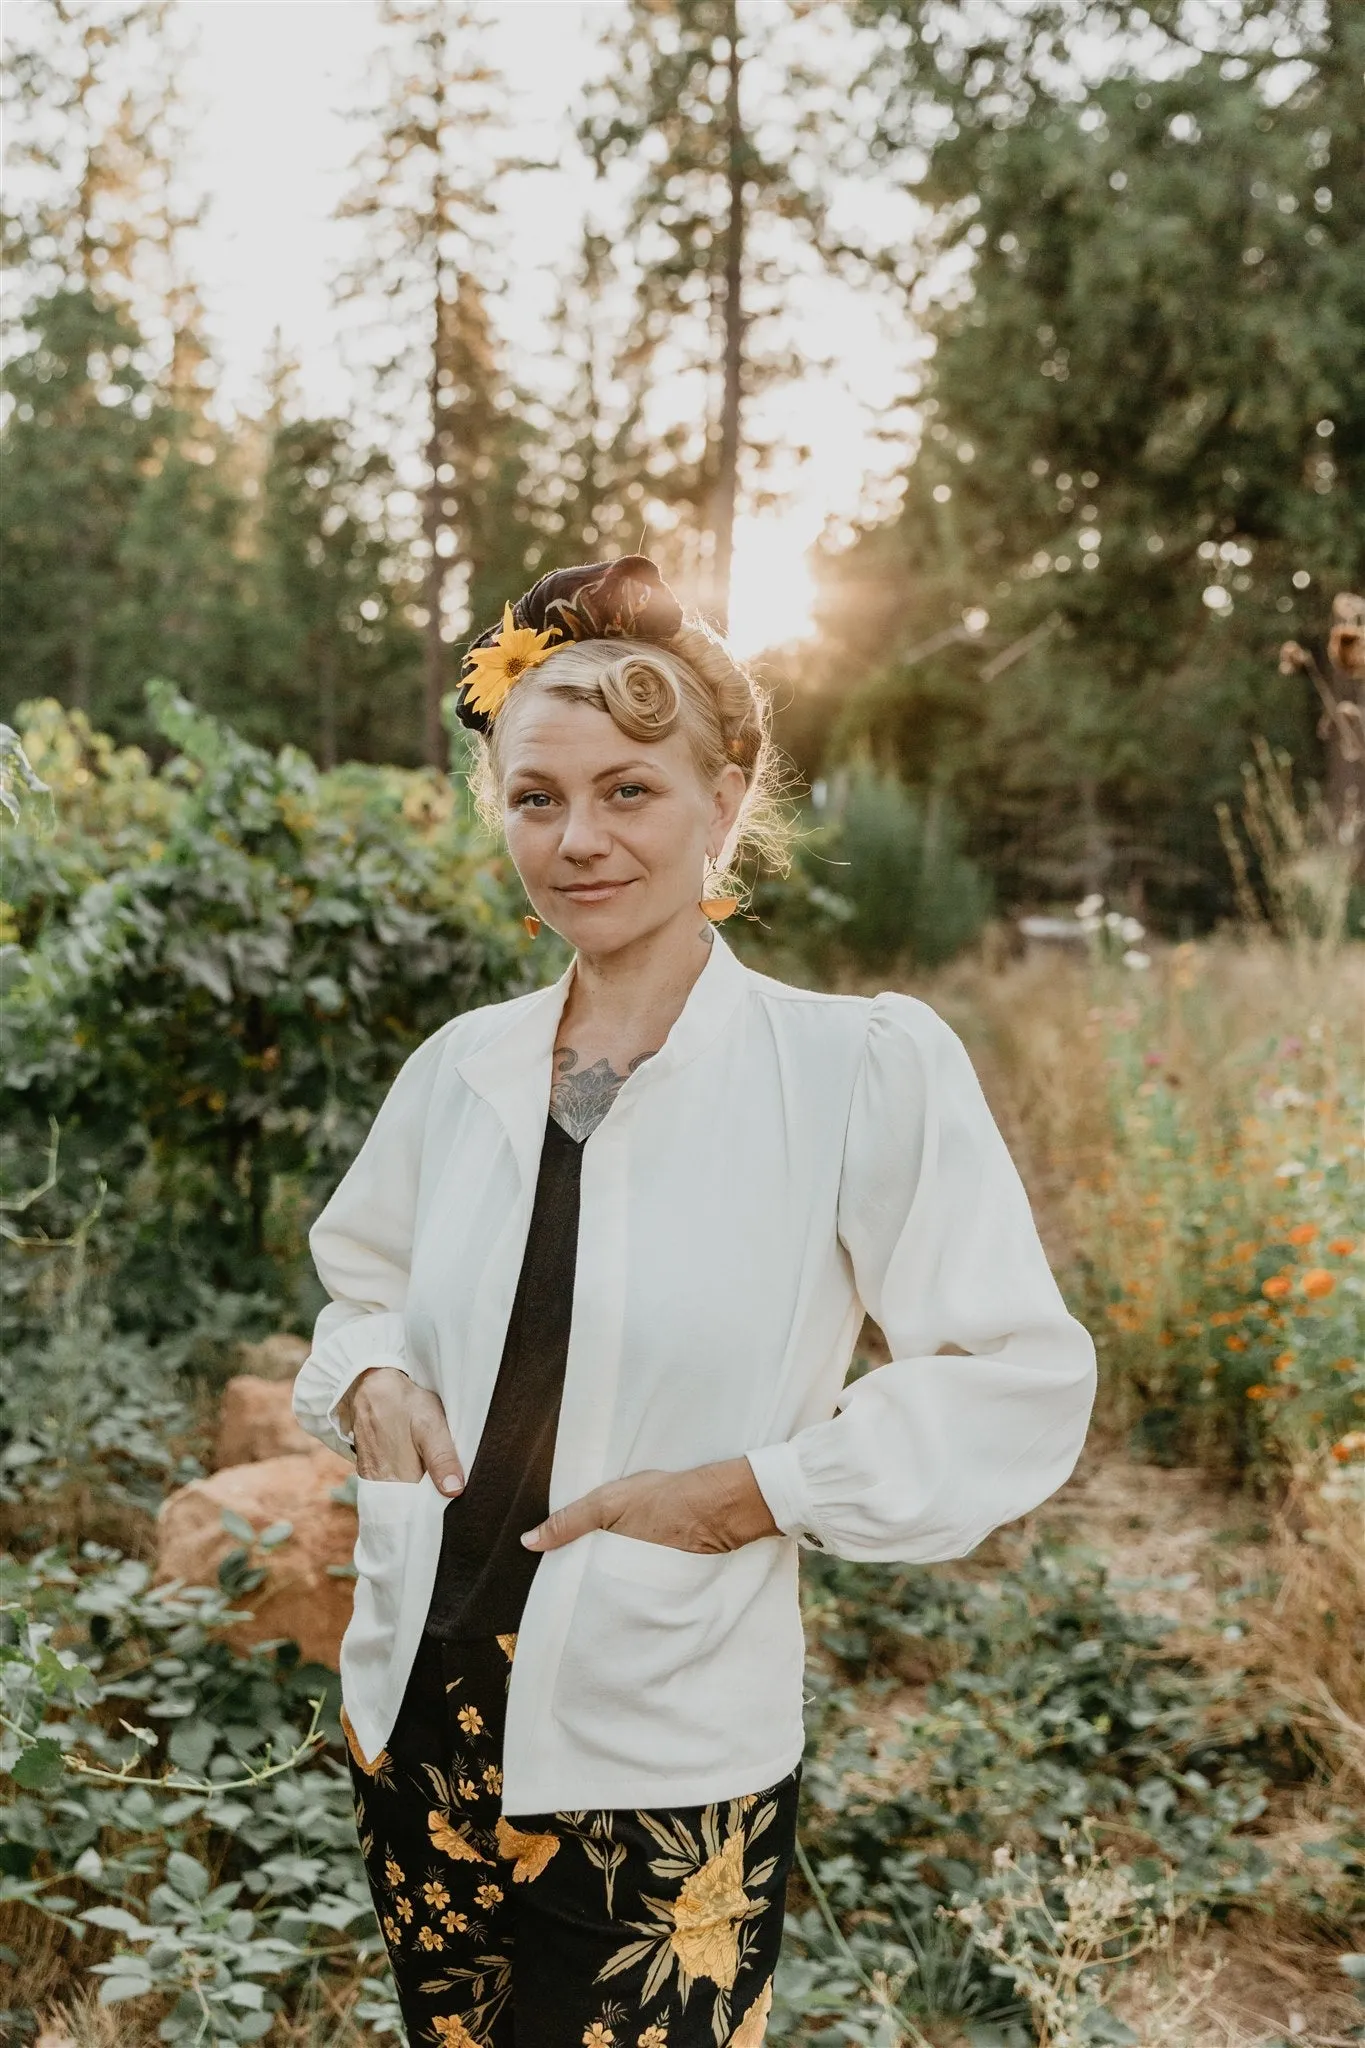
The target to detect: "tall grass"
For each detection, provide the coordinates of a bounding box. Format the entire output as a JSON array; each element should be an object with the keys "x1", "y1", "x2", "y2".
[
  {"x1": 928, "y1": 936, "x2": 1365, "y2": 1794},
  {"x1": 934, "y1": 938, "x2": 1364, "y2": 1479}
]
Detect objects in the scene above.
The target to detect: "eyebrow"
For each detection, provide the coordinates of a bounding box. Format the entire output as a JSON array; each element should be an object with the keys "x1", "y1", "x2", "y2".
[{"x1": 505, "y1": 760, "x2": 661, "y2": 785}]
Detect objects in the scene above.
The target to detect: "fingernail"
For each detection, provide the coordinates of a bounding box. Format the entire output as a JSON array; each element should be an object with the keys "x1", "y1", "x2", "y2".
[
  {"x1": 443, "y1": 1477, "x2": 463, "y2": 1495},
  {"x1": 520, "y1": 1528, "x2": 541, "y2": 1549}
]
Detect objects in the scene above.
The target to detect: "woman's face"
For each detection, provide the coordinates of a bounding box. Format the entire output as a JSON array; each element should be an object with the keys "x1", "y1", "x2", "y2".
[{"x1": 498, "y1": 690, "x2": 746, "y2": 957}]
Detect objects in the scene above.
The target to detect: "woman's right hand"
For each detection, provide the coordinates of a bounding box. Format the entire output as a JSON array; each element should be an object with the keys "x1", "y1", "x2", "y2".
[{"x1": 342, "y1": 1367, "x2": 465, "y2": 1494}]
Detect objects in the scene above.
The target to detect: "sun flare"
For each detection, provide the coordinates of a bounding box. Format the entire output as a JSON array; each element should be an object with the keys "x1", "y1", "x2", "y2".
[{"x1": 726, "y1": 513, "x2": 819, "y2": 658}]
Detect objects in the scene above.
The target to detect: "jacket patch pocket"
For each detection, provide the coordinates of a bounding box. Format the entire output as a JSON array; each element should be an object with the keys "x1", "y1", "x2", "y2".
[
  {"x1": 352, "y1": 1476, "x2": 423, "y2": 1634},
  {"x1": 591, "y1": 1528, "x2": 734, "y2": 1593},
  {"x1": 552, "y1": 1533, "x2": 803, "y2": 1784}
]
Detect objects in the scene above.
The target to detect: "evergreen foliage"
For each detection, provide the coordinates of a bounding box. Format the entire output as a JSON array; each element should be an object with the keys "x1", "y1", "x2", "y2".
[
  {"x1": 580, "y1": 0, "x2": 850, "y2": 622},
  {"x1": 817, "y1": 767, "x2": 993, "y2": 969},
  {"x1": 333, "y1": 0, "x2": 545, "y2": 765},
  {"x1": 814, "y1": 0, "x2": 1364, "y2": 920}
]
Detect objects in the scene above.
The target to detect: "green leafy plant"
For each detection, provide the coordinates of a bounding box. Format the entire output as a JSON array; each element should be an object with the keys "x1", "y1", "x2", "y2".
[{"x1": 2, "y1": 689, "x2": 533, "y2": 1339}]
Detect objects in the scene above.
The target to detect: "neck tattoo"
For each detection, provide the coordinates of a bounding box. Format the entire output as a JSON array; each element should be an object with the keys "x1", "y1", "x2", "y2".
[{"x1": 549, "y1": 1047, "x2": 656, "y2": 1142}]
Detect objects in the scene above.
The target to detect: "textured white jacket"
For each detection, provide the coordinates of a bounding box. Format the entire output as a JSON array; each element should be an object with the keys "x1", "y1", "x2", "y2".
[{"x1": 293, "y1": 934, "x2": 1096, "y2": 1814}]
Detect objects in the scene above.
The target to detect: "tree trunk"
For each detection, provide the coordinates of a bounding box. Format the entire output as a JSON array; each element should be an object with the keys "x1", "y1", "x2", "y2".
[
  {"x1": 1325, "y1": 593, "x2": 1365, "y2": 861},
  {"x1": 70, "y1": 521, "x2": 93, "y2": 714},
  {"x1": 318, "y1": 630, "x2": 338, "y2": 771},
  {"x1": 706, "y1": 0, "x2": 744, "y2": 634},
  {"x1": 422, "y1": 280, "x2": 449, "y2": 771}
]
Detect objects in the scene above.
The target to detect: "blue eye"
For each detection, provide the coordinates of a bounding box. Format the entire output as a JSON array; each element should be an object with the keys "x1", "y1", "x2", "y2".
[
  {"x1": 615, "y1": 783, "x2": 648, "y2": 800},
  {"x1": 513, "y1": 791, "x2": 554, "y2": 809}
]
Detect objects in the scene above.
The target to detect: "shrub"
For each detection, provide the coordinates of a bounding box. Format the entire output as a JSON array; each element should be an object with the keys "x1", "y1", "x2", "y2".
[
  {"x1": 1, "y1": 688, "x2": 534, "y2": 1338},
  {"x1": 820, "y1": 767, "x2": 992, "y2": 971}
]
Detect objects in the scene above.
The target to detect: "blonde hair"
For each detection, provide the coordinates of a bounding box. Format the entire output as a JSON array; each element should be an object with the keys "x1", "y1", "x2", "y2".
[{"x1": 473, "y1": 616, "x2": 790, "y2": 897}]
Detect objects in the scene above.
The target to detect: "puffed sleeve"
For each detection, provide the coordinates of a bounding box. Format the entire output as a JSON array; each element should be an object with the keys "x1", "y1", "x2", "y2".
[
  {"x1": 746, "y1": 993, "x2": 1096, "y2": 1562},
  {"x1": 291, "y1": 1024, "x2": 454, "y2": 1454}
]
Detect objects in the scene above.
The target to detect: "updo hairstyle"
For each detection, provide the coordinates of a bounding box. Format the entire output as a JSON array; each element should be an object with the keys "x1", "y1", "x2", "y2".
[{"x1": 474, "y1": 616, "x2": 790, "y2": 894}]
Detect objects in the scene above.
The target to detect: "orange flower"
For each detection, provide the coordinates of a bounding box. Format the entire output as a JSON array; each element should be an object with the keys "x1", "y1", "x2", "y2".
[
  {"x1": 1330, "y1": 1432, "x2": 1365, "y2": 1463},
  {"x1": 1328, "y1": 1237, "x2": 1356, "y2": 1257},
  {"x1": 1245, "y1": 1385, "x2": 1274, "y2": 1400},
  {"x1": 1286, "y1": 1222, "x2": 1317, "y2": 1246},
  {"x1": 1261, "y1": 1275, "x2": 1292, "y2": 1301},
  {"x1": 1225, "y1": 1335, "x2": 1248, "y2": 1352},
  {"x1": 1272, "y1": 1352, "x2": 1295, "y2": 1373},
  {"x1": 1301, "y1": 1269, "x2": 1335, "y2": 1299}
]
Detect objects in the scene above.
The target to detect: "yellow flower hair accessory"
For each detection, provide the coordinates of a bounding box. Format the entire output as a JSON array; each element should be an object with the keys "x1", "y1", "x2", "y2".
[
  {"x1": 454, "y1": 555, "x2": 683, "y2": 734},
  {"x1": 459, "y1": 603, "x2": 558, "y2": 722}
]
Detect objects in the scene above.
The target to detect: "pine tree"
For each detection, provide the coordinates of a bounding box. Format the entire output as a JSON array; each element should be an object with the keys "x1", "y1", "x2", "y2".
[
  {"x1": 0, "y1": 286, "x2": 158, "y2": 720},
  {"x1": 2, "y1": 0, "x2": 189, "y2": 322},
  {"x1": 0, "y1": 0, "x2": 242, "y2": 736},
  {"x1": 580, "y1": 0, "x2": 850, "y2": 627},
  {"x1": 335, "y1": 0, "x2": 539, "y2": 766},
  {"x1": 816, "y1": 0, "x2": 1365, "y2": 922},
  {"x1": 518, "y1": 225, "x2": 655, "y2": 576},
  {"x1": 250, "y1": 399, "x2": 425, "y2": 766}
]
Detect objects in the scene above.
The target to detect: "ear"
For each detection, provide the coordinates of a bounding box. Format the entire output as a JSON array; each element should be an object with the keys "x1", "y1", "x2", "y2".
[{"x1": 708, "y1": 762, "x2": 747, "y2": 858}]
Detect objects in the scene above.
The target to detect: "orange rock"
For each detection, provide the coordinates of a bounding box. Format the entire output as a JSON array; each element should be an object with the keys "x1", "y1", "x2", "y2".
[
  {"x1": 235, "y1": 1332, "x2": 311, "y2": 1382},
  {"x1": 156, "y1": 1450, "x2": 357, "y2": 1668},
  {"x1": 214, "y1": 1374, "x2": 320, "y2": 1468}
]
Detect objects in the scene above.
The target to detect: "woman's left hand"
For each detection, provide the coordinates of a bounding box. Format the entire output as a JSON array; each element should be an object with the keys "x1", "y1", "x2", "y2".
[{"x1": 521, "y1": 1456, "x2": 779, "y2": 1556}]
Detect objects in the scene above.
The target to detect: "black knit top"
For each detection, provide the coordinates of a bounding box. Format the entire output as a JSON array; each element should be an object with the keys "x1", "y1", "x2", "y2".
[{"x1": 423, "y1": 1112, "x2": 583, "y2": 1641}]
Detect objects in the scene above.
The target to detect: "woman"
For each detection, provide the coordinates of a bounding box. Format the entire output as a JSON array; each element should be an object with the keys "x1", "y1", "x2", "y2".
[{"x1": 293, "y1": 556, "x2": 1096, "y2": 2048}]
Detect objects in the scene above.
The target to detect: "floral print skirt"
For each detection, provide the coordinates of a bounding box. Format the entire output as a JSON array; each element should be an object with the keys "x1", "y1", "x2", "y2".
[{"x1": 345, "y1": 1629, "x2": 799, "y2": 2048}]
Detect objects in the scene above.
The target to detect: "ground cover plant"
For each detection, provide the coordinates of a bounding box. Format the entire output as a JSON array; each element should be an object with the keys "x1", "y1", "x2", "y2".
[{"x1": 2, "y1": 708, "x2": 1363, "y2": 2046}]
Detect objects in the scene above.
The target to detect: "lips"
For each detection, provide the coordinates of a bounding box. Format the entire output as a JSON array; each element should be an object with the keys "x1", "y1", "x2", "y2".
[{"x1": 554, "y1": 879, "x2": 637, "y2": 903}]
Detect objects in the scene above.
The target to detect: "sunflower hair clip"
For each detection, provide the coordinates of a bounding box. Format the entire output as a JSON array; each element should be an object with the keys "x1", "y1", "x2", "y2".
[
  {"x1": 459, "y1": 603, "x2": 559, "y2": 723},
  {"x1": 454, "y1": 556, "x2": 685, "y2": 734}
]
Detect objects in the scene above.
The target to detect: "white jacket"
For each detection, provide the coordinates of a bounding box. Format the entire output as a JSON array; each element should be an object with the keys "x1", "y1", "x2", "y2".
[{"x1": 293, "y1": 934, "x2": 1095, "y2": 1814}]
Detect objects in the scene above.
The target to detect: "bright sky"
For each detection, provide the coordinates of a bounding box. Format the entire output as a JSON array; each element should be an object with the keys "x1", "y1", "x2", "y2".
[{"x1": 13, "y1": 0, "x2": 918, "y2": 655}]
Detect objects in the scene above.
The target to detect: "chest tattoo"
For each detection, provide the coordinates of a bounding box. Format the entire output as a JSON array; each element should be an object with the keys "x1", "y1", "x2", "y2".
[{"x1": 550, "y1": 1047, "x2": 656, "y2": 1142}]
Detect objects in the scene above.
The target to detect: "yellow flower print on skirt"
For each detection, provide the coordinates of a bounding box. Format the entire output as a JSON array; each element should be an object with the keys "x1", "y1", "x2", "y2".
[
  {"x1": 494, "y1": 1814, "x2": 561, "y2": 1883},
  {"x1": 586, "y1": 1790, "x2": 787, "y2": 2033},
  {"x1": 728, "y1": 1978, "x2": 773, "y2": 2045},
  {"x1": 670, "y1": 1829, "x2": 750, "y2": 1988},
  {"x1": 346, "y1": 1630, "x2": 798, "y2": 2048}
]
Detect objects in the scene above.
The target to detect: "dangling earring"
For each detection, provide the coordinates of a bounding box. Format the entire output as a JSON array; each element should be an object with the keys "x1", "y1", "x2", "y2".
[
  {"x1": 700, "y1": 857, "x2": 738, "y2": 923},
  {"x1": 523, "y1": 913, "x2": 541, "y2": 938}
]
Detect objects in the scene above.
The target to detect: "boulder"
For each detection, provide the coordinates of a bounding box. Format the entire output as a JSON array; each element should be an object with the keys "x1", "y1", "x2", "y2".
[
  {"x1": 234, "y1": 1331, "x2": 311, "y2": 1382},
  {"x1": 214, "y1": 1374, "x2": 319, "y2": 1468},
  {"x1": 156, "y1": 1449, "x2": 357, "y2": 1668}
]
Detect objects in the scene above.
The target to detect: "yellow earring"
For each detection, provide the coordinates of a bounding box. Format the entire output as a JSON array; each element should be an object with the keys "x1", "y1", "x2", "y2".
[{"x1": 523, "y1": 914, "x2": 542, "y2": 938}]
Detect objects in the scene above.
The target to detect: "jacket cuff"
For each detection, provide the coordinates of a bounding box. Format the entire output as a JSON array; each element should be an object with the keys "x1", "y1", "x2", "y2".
[
  {"x1": 297, "y1": 1310, "x2": 410, "y2": 1447},
  {"x1": 745, "y1": 1443, "x2": 829, "y2": 1552}
]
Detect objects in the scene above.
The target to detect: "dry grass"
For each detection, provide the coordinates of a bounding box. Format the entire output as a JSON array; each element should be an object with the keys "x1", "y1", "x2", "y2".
[
  {"x1": 1259, "y1": 1480, "x2": 1365, "y2": 1788},
  {"x1": 26, "y1": 1978, "x2": 393, "y2": 2048},
  {"x1": 32, "y1": 1992, "x2": 123, "y2": 2048},
  {"x1": 908, "y1": 937, "x2": 1365, "y2": 2048}
]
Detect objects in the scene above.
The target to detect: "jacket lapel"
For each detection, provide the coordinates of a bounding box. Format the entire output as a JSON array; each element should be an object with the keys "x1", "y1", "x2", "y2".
[
  {"x1": 451, "y1": 930, "x2": 751, "y2": 1178},
  {"x1": 453, "y1": 967, "x2": 574, "y2": 1192}
]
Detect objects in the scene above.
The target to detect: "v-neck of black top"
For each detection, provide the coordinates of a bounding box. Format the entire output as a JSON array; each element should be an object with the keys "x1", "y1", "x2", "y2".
[{"x1": 423, "y1": 1110, "x2": 585, "y2": 1642}]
